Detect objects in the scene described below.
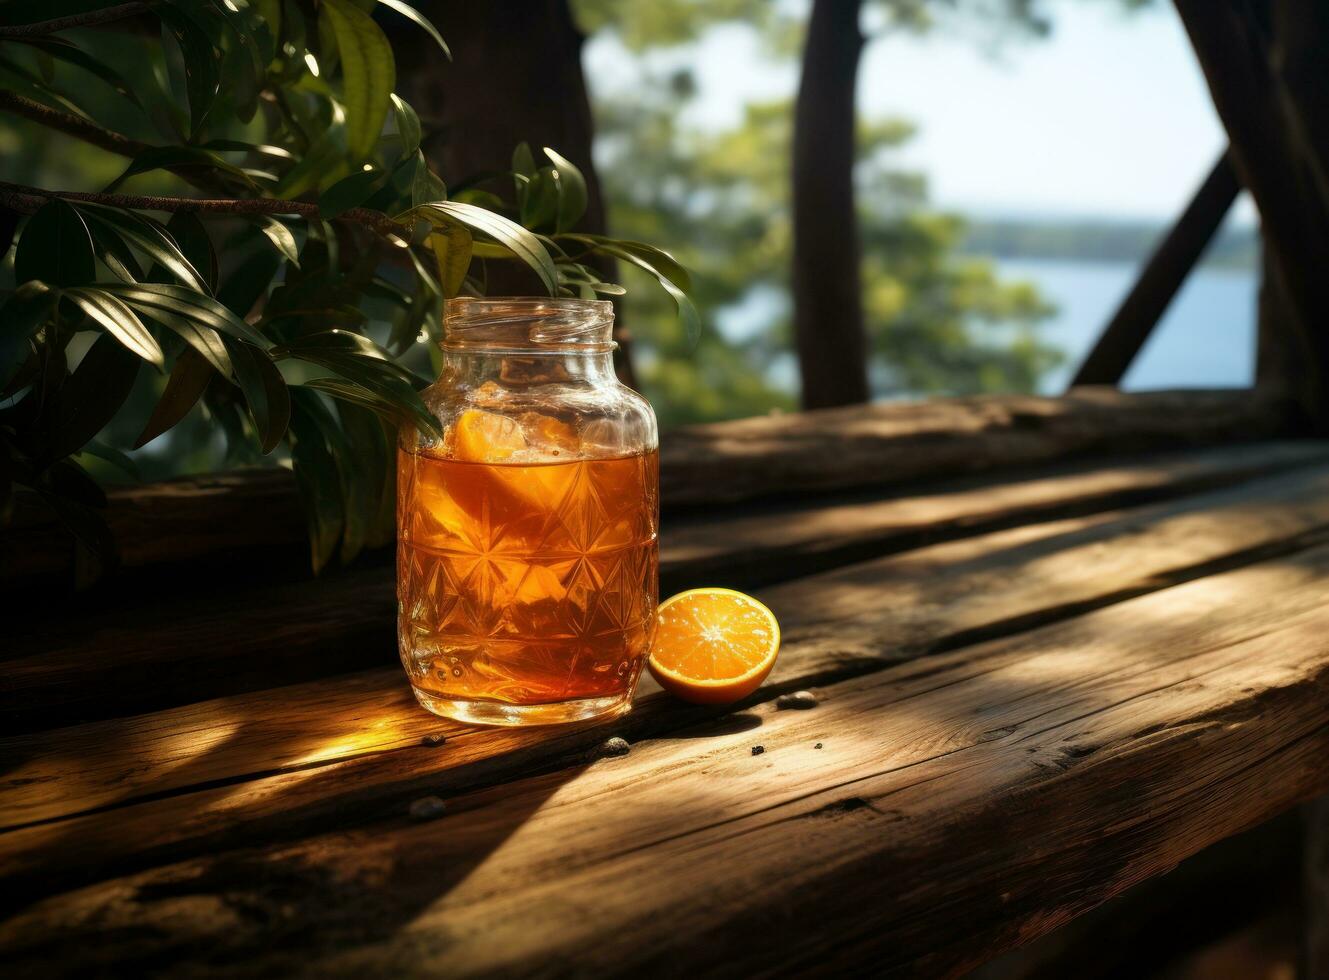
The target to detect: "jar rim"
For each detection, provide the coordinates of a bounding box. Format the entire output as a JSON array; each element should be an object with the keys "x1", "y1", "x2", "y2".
[{"x1": 443, "y1": 296, "x2": 615, "y2": 354}]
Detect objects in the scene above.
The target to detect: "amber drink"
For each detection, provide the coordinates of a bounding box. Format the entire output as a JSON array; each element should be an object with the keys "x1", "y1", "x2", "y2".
[{"x1": 397, "y1": 299, "x2": 658, "y2": 726}]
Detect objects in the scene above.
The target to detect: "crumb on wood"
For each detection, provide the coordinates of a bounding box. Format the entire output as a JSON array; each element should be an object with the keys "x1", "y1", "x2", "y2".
[
  {"x1": 751, "y1": 745, "x2": 765, "y2": 756},
  {"x1": 421, "y1": 733, "x2": 447, "y2": 748},
  {"x1": 601, "y1": 736, "x2": 631, "y2": 758},
  {"x1": 814, "y1": 742, "x2": 823, "y2": 750}
]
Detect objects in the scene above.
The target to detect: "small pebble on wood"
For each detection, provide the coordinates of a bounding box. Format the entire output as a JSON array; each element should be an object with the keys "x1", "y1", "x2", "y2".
[
  {"x1": 421, "y1": 733, "x2": 447, "y2": 748},
  {"x1": 409, "y1": 796, "x2": 447, "y2": 821},
  {"x1": 776, "y1": 691, "x2": 818, "y2": 710},
  {"x1": 751, "y1": 745, "x2": 765, "y2": 756},
  {"x1": 601, "y1": 736, "x2": 631, "y2": 757}
]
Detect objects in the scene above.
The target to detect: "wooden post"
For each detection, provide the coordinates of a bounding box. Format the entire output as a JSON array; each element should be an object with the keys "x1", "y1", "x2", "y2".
[
  {"x1": 385, "y1": 1, "x2": 638, "y2": 388},
  {"x1": 791, "y1": 0, "x2": 871, "y2": 410},
  {"x1": 1070, "y1": 151, "x2": 1239, "y2": 388},
  {"x1": 1174, "y1": 0, "x2": 1329, "y2": 432}
]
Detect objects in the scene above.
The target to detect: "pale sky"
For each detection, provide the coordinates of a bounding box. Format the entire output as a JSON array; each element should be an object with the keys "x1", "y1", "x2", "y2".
[{"x1": 585, "y1": 0, "x2": 1250, "y2": 223}]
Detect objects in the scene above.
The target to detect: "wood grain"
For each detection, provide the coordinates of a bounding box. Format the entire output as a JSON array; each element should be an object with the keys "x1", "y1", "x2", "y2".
[
  {"x1": 4, "y1": 538, "x2": 1329, "y2": 977},
  {"x1": 2, "y1": 469, "x2": 303, "y2": 582},
  {"x1": 4, "y1": 464, "x2": 1329, "y2": 903},
  {"x1": 658, "y1": 386, "x2": 1291, "y2": 504},
  {"x1": 6, "y1": 441, "x2": 1325, "y2": 732},
  {"x1": 4, "y1": 388, "x2": 1294, "y2": 584}
]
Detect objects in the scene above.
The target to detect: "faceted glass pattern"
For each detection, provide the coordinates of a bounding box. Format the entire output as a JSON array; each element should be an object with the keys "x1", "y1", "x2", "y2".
[{"x1": 397, "y1": 448, "x2": 659, "y2": 716}]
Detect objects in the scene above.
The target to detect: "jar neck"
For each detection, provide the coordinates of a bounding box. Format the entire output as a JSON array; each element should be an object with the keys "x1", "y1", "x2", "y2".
[{"x1": 443, "y1": 349, "x2": 618, "y2": 386}]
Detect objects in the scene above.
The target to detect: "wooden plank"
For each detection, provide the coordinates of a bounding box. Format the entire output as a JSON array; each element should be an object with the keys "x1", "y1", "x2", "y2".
[
  {"x1": 2, "y1": 468, "x2": 303, "y2": 582},
  {"x1": 6, "y1": 442, "x2": 1326, "y2": 731},
  {"x1": 4, "y1": 538, "x2": 1329, "y2": 976},
  {"x1": 969, "y1": 813, "x2": 1303, "y2": 979},
  {"x1": 659, "y1": 387, "x2": 1291, "y2": 505},
  {"x1": 3, "y1": 389, "x2": 1295, "y2": 585},
  {"x1": 4, "y1": 463, "x2": 1329, "y2": 901}
]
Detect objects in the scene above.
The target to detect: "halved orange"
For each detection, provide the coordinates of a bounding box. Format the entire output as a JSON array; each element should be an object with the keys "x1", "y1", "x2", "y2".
[{"x1": 648, "y1": 588, "x2": 781, "y2": 705}]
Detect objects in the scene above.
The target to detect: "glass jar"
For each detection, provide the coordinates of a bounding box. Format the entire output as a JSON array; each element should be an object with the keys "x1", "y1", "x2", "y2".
[{"x1": 396, "y1": 297, "x2": 659, "y2": 726}]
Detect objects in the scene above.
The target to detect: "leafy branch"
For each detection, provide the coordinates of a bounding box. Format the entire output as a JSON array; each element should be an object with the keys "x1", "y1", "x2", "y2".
[
  {"x1": 0, "y1": 180, "x2": 410, "y2": 240},
  {"x1": 0, "y1": 0, "x2": 695, "y2": 578},
  {"x1": 0, "y1": 90, "x2": 152, "y2": 158},
  {"x1": 0, "y1": 3, "x2": 152, "y2": 39}
]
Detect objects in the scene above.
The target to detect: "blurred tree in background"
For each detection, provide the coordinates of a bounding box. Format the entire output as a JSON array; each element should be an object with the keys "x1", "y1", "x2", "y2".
[
  {"x1": 575, "y1": 0, "x2": 1062, "y2": 425},
  {"x1": 3, "y1": 0, "x2": 1072, "y2": 462}
]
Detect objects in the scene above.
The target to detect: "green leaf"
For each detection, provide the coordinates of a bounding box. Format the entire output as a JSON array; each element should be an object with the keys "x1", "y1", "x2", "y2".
[
  {"x1": 255, "y1": 0, "x2": 282, "y2": 38},
  {"x1": 520, "y1": 166, "x2": 561, "y2": 231},
  {"x1": 202, "y1": 139, "x2": 295, "y2": 163},
  {"x1": 77, "y1": 438, "x2": 140, "y2": 480},
  {"x1": 562, "y1": 235, "x2": 698, "y2": 339},
  {"x1": 63, "y1": 288, "x2": 165, "y2": 366},
  {"x1": 375, "y1": 0, "x2": 450, "y2": 58},
  {"x1": 320, "y1": 0, "x2": 396, "y2": 163},
  {"x1": 543, "y1": 147, "x2": 589, "y2": 233},
  {"x1": 74, "y1": 204, "x2": 211, "y2": 295},
  {"x1": 559, "y1": 234, "x2": 692, "y2": 291},
  {"x1": 0, "y1": 52, "x2": 90, "y2": 119},
  {"x1": 292, "y1": 388, "x2": 369, "y2": 563},
  {"x1": 273, "y1": 328, "x2": 405, "y2": 366},
  {"x1": 44, "y1": 332, "x2": 141, "y2": 459},
  {"x1": 389, "y1": 246, "x2": 440, "y2": 352},
  {"x1": 101, "y1": 282, "x2": 269, "y2": 348},
  {"x1": 134, "y1": 346, "x2": 214, "y2": 448},
  {"x1": 0, "y1": 281, "x2": 56, "y2": 389},
  {"x1": 13, "y1": 37, "x2": 141, "y2": 107},
  {"x1": 338, "y1": 401, "x2": 395, "y2": 548},
  {"x1": 15, "y1": 200, "x2": 95, "y2": 287},
  {"x1": 405, "y1": 201, "x2": 558, "y2": 296},
  {"x1": 390, "y1": 93, "x2": 421, "y2": 158},
  {"x1": 512, "y1": 142, "x2": 537, "y2": 180},
  {"x1": 87, "y1": 220, "x2": 144, "y2": 283},
  {"x1": 136, "y1": 306, "x2": 232, "y2": 377},
  {"x1": 429, "y1": 223, "x2": 472, "y2": 298},
  {"x1": 248, "y1": 215, "x2": 301, "y2": 266},
  {"x1": 217, "y1": 247, "x2": 282, "y2": 320},
  {"x1": 273, "y1": 122, "x2": 349, "y2": 199},
  {"x1": 318, "y1": 166, "x2": 387, "y2": 219},
  {"x1": 301, "y1": 376, "x2": 390, "y2": 414},
  {"x1": 288, "y1": 397, "x2": 344, "y2": 573},
  {"x1": 164, "y1": 212, "x2": 219, "y2": 293},
  {"x1": 156, "y1": 5, "x2": 220, "y2": 135},
  {"x1": 222, "y1": 336, "x2": 290, "y2": 453},
  {"x1": 274, "y1": 330, "x2": 440, "y2": 437},
  {"x1": 104, "y1": 146, "x2": 256, "y2": 193},
  {"x1": 211, "y1": 0, "x2": 265, "y2": 123}
]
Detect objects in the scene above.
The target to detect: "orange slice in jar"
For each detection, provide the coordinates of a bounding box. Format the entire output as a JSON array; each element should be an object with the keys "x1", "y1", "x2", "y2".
[
  {"x1": 648, "y1": 588, "x2": 781, "y2": 705},
  {"x1": 451, "y1": 409, "x2": 528, "y2": 462}
]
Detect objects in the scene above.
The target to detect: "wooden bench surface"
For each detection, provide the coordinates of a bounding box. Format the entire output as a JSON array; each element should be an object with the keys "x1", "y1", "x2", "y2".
[{"x1": 3, "y1": 391, "x2": 1329, "y2": 977}]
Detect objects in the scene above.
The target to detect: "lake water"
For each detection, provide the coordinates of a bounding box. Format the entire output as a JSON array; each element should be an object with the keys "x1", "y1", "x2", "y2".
[{"x1": 995, "y1": 257, "x2": 1258, "y2": 395}]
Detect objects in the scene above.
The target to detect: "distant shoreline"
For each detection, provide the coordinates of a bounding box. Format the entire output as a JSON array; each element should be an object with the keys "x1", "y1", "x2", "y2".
[{"x1": 958, "y1": 218, "x2": 1258, "y2": 271}]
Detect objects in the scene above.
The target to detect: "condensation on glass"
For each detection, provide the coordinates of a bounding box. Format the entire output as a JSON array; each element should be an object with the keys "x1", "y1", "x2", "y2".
[{"x1": 397, "y1": 297, "x2": 659, "y2": 726}]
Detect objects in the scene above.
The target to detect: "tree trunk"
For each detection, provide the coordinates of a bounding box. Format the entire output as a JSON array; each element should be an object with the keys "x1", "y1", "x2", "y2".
[
  {"x1": 387, "y1": 0, "x2": 637, "y2": 388},
  {"x1": 791, "y1": 0, "x2": 870, "y2": 410},
  {"x1": 1175, "y1": 0, "x2": 1329, "y2": 432}
]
